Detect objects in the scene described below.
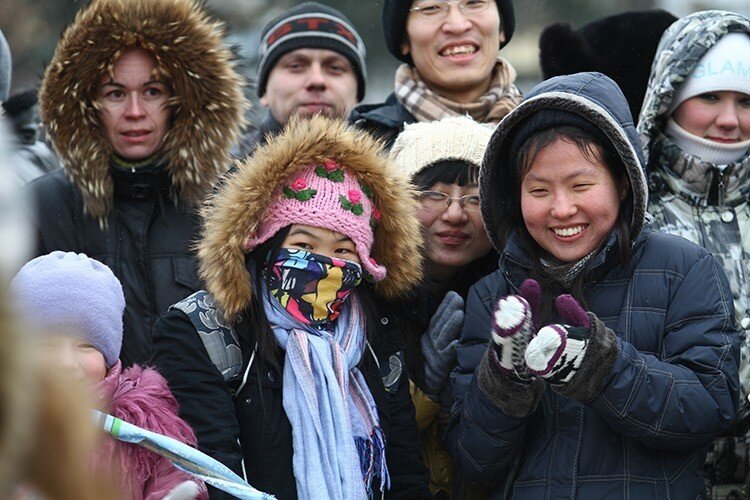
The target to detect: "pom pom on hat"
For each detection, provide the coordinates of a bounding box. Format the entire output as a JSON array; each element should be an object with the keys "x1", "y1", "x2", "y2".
[
  {"x1": 670, "y1": 33, "x2": 750, "y2": 114},
  {"x1": 390, "y1": 115, "x2": 495, "y2": 179},
  {"x1": 10, "y1": 252, "x2": 124, "y2": 367}
]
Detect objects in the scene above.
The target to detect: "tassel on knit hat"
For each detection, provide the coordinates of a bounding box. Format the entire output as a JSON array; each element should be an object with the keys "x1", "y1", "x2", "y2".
[
  {"x1": 10, "y1": 252, "x2": 124, "y2": 367},
  {"x1": 244, "y1": 161, "x2": 385, "y2": 281}
]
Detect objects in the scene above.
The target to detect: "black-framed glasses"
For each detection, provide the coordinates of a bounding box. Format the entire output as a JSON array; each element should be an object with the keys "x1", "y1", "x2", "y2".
[
  {"x1": 409, "y1": 0, "x2": 491, "y2": 19},
  {"x1": 418, "y1": 191, "x2": 481, "y2": 212}
]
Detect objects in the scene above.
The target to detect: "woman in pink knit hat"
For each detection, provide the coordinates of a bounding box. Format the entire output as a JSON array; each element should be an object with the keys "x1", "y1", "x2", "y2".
[{"x1": 152, "y1": 116, "x2": 432, "y2": 500}]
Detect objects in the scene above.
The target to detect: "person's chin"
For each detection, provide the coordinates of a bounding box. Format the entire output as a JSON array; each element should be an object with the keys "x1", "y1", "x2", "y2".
[
  {"x1": 116, "y1": 145, "x2": 157, "y2": 161},
  {"x1": 295, "y1": 104, "x2": 336, "y2": 119}
]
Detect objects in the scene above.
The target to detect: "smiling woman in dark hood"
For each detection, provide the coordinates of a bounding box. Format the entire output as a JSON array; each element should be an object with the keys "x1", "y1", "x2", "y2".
[{"x1": 446, "y1": 72, "x2": 739, "y2": 499}]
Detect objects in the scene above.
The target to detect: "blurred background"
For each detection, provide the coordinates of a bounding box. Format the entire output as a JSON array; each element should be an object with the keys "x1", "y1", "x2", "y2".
[{"x1": 3, "y1": 0, "x2": 750, "y2": 123}]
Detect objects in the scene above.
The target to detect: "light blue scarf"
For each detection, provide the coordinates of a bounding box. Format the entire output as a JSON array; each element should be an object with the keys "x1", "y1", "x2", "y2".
[{"x1": 263, "y1": 288, "x2": 389, "y2": 500}]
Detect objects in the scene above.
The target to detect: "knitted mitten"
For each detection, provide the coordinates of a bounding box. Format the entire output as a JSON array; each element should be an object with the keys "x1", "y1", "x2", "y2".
[
  {"x1": 524, "y1": 294, "x2": 591, "y2": 384},
  {"x1": 489, "y1": 279, "x2": 540, "y2": 380}
]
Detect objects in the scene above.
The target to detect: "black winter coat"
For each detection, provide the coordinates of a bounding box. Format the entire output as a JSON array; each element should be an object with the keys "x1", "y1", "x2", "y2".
[
  {"x1": 152, "y1": 297, "x2": 432, "y2": 500},
  {"x1": 350, "y1": 93, "x2": 416, "y2": 148},
  {"x1": 232, "y1": 113, "x2": 284, "y2": 159},
  {"x1": 26, "y1": 166, "x2": 202, "y2": 365}
]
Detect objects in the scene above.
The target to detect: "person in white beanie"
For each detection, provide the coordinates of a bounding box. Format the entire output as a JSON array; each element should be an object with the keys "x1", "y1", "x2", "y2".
[
  {"x1": 638, "y1": 11, "x2": 750, "y2": 495},
  {"x1": 389, "y1": 115, "x2": 495, "y2": 497}
]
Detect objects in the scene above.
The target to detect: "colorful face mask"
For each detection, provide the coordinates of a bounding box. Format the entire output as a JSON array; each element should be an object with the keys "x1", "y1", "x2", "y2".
[{"x1": 266, "y1": 248, "x2": 363, "y2": 328}]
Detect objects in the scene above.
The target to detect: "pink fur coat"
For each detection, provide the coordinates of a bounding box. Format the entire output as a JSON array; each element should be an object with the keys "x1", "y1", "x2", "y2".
[{"x1": 95, "y1": 362, "x2": 208, "y2": 500}]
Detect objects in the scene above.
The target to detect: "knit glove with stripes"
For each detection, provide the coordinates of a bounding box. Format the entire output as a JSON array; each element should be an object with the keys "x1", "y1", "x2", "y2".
[
  {"x1": 524, "y1": 293, "x2": 591, "y2": 384},
  {"x1": 489, "y1": 279, "x2": 540, "y2": 381}
]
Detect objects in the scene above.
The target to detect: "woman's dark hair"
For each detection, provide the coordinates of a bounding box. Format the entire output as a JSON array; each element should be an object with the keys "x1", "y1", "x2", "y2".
[
  {"x1": 242, "y1": 225, "x2": 380, "y2": 369},
  {"x1": 411, "y1": 159, "x2": 479, "y2": 191},
  {"x1": 510, "y1": 125, "x2": 633, "y2": 324},
  {"x1": 406, "y1": 159, "x2": 498, "y2": 389}
]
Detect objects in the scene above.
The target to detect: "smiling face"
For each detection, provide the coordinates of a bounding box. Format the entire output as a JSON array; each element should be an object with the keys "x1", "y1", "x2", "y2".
[
  {"x1": 281, "y1": 224, "x2": 361, "y2": 264},
  {"x1": 261, "y1": 48, "x2": 359, "y2": 124},
  {"x1": 672, "y1": 91, "x2": 750, "y2": 143},
  {"x1": 402, "y1": 0, "x2": 501, "y2": 103},
  {"x1": 520, "y1": 137, "x2": 627, "y2": 263},
  {"x1": 97, "y1": 47, "x2": 171, "y2": 161},
  {"x1": 39, "y1": 334, "x2": 107, "y2": 384},
  {"x1": 417, "y1": 182, "x2": 492, "y2": 274}
]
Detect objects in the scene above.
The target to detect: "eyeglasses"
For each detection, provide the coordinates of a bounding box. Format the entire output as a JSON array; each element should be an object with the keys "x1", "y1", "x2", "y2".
[
  {"x1": 409, "y1": 0, "x2": 491, "y2": 19},
  {"x1": 418, "y1": 191, "x2": 481, "y2": 212}
]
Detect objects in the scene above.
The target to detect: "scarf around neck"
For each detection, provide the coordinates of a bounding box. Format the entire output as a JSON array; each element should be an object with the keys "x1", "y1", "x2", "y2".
[
  {"x1": 394, "y1": 55, "x2": 521, "y2": 124},
  {"x1": 651, "y1": 132, "x2": 750, "y2": 207},
  {"x1": 540, "y1": 251, "x2": 597, "y2": 289},
  {"x1": 262, "y1": 286, "x2": 389, "y2": 500}
]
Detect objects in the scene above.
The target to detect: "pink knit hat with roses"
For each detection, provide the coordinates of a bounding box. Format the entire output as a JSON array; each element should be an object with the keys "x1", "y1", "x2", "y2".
[{"x1": 244, "y1": 160, "x2": 386, "y2": 281}]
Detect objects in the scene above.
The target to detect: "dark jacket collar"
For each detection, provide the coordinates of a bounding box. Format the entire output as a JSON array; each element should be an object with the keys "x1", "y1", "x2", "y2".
[
  {"x1": 350, "y1": 93, "x2": 416, "y2": 128},
  {"x1": 110, "y1": 158, "x2": 171, "y2": 200},
  {"x1": 501, "y1": 229, "x2": 646, "y2": 290}
]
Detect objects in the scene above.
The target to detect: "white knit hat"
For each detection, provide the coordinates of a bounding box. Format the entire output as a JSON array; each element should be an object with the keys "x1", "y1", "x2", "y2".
[
  {"x1": 390, "y1": 115, "x2": 495, "y2": 178},
  {"x1": 670, "y1": 32, "x2": 750, "y2": 114}
]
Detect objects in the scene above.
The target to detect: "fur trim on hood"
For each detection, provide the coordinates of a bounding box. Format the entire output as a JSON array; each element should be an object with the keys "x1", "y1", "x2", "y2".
[
  {"x1": 39, "y1": 0, "x2": 249, "y2": 223},
  {"x1": 198, "y1": 115, "x2": 423, "y2": 319}
]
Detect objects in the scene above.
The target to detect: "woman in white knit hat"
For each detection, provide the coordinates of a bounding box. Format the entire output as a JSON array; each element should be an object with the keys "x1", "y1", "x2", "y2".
[
  {"x1": 389, "y1": 115, "x2": 495, "y2": 497},
  {"x1": 638, "y1": 11, "x2": 750, "y2": 494}
]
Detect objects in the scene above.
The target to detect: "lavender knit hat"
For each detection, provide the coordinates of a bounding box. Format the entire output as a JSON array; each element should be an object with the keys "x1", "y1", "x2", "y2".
[
  {"x1": 244, "y1": 162, "x2": 385, "y2": 281},
  {"x1": 10, "y1": 251, "x2": 125, "y2": 367}
]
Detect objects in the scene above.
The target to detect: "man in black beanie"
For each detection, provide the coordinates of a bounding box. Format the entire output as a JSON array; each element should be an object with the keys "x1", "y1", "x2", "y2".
[
  {"x1": 236, "y1": 2, "x2": 367, "y2": 156},
  {"x1": 352, "y1": 0, "x2": 520, "y2": 147}
]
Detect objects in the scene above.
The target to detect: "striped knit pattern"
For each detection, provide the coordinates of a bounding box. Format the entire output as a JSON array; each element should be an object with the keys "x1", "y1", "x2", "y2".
[{"x1": 491, "y1": 295, "x2": 533, "y2": 377}]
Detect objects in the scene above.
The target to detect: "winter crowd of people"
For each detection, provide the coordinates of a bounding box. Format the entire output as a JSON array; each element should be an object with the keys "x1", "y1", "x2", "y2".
[{"x1": 1, "y1": 0, "x2": 749, "y2": 498}]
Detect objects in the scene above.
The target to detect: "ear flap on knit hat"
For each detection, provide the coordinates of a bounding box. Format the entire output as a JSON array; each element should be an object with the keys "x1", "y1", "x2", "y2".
[{"x1": 539, "y1": 10, "x2": 677, "y2": 122}]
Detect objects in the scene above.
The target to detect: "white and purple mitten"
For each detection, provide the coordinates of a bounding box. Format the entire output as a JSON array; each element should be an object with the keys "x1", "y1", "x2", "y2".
[
  {"x1": 524, "y1": 294, "x2": 591, "y2": 384},
  {"x1": 490, "y1": 279, "x2": 540, "y2": 380}
]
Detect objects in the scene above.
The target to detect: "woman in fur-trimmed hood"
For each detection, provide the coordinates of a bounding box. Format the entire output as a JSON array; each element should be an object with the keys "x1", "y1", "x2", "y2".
[
  {"x1": 152, "y1": 115, "x2": 432, "y2": 500},
  {"x1": 25, "y1": 0, "x2": 249, "y2": 365}
]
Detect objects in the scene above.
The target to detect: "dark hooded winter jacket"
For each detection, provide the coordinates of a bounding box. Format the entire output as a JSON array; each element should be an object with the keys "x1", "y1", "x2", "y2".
[
  {"x1": 28, "y1": 166, "x2": 203, "y2": 365},
  {"x1": 446, "y1": 72, "x2": 740, "y2": 498},
  {"x1": 27, "y1": 0, "x2": 247, "y2": 365}
]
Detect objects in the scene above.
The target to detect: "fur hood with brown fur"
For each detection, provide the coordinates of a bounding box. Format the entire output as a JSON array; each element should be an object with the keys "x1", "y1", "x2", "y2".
[
  {"x1": 39, "y1": 0, "x2": 248, "y2": 223},
  {"x1": 198, "y1": 116, "x2": 423, "y2": 319}
]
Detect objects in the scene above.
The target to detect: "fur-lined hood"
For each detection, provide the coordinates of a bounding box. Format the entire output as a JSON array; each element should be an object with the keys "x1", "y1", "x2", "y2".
[
  {"x1": 39, "y1": 0, "x2": 249, "y2": 223},
  {"x1": 198, "y1": 116, "x2": 423, "y2": 319}
]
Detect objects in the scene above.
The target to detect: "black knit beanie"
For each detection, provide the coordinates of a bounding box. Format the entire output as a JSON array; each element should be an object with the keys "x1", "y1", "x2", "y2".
[
  {"x1": 506, "y1": 109, "x2": 612, "y2": 174},
  {"x1": 257, "y1": 2, "x2": 367, "y2": 100},
  {"x1": 382, "y1": 0, "x2": 515, "y2": 64}
]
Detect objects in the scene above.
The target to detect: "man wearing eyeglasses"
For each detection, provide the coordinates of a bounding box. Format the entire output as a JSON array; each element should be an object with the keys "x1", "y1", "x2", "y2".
[{"x1": 351, "y1": 0, "x2": 520, "y2": 146}]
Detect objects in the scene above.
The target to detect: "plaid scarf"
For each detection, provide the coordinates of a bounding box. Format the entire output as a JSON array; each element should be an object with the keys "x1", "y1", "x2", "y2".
[{"x1": 394, "y1": 55, "x2": 521, "y2": 124}]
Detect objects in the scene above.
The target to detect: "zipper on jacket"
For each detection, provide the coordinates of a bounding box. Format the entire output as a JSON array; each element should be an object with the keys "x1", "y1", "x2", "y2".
[{"x1": 708, "y1": 167, "x2": 730, "y2": 206}]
